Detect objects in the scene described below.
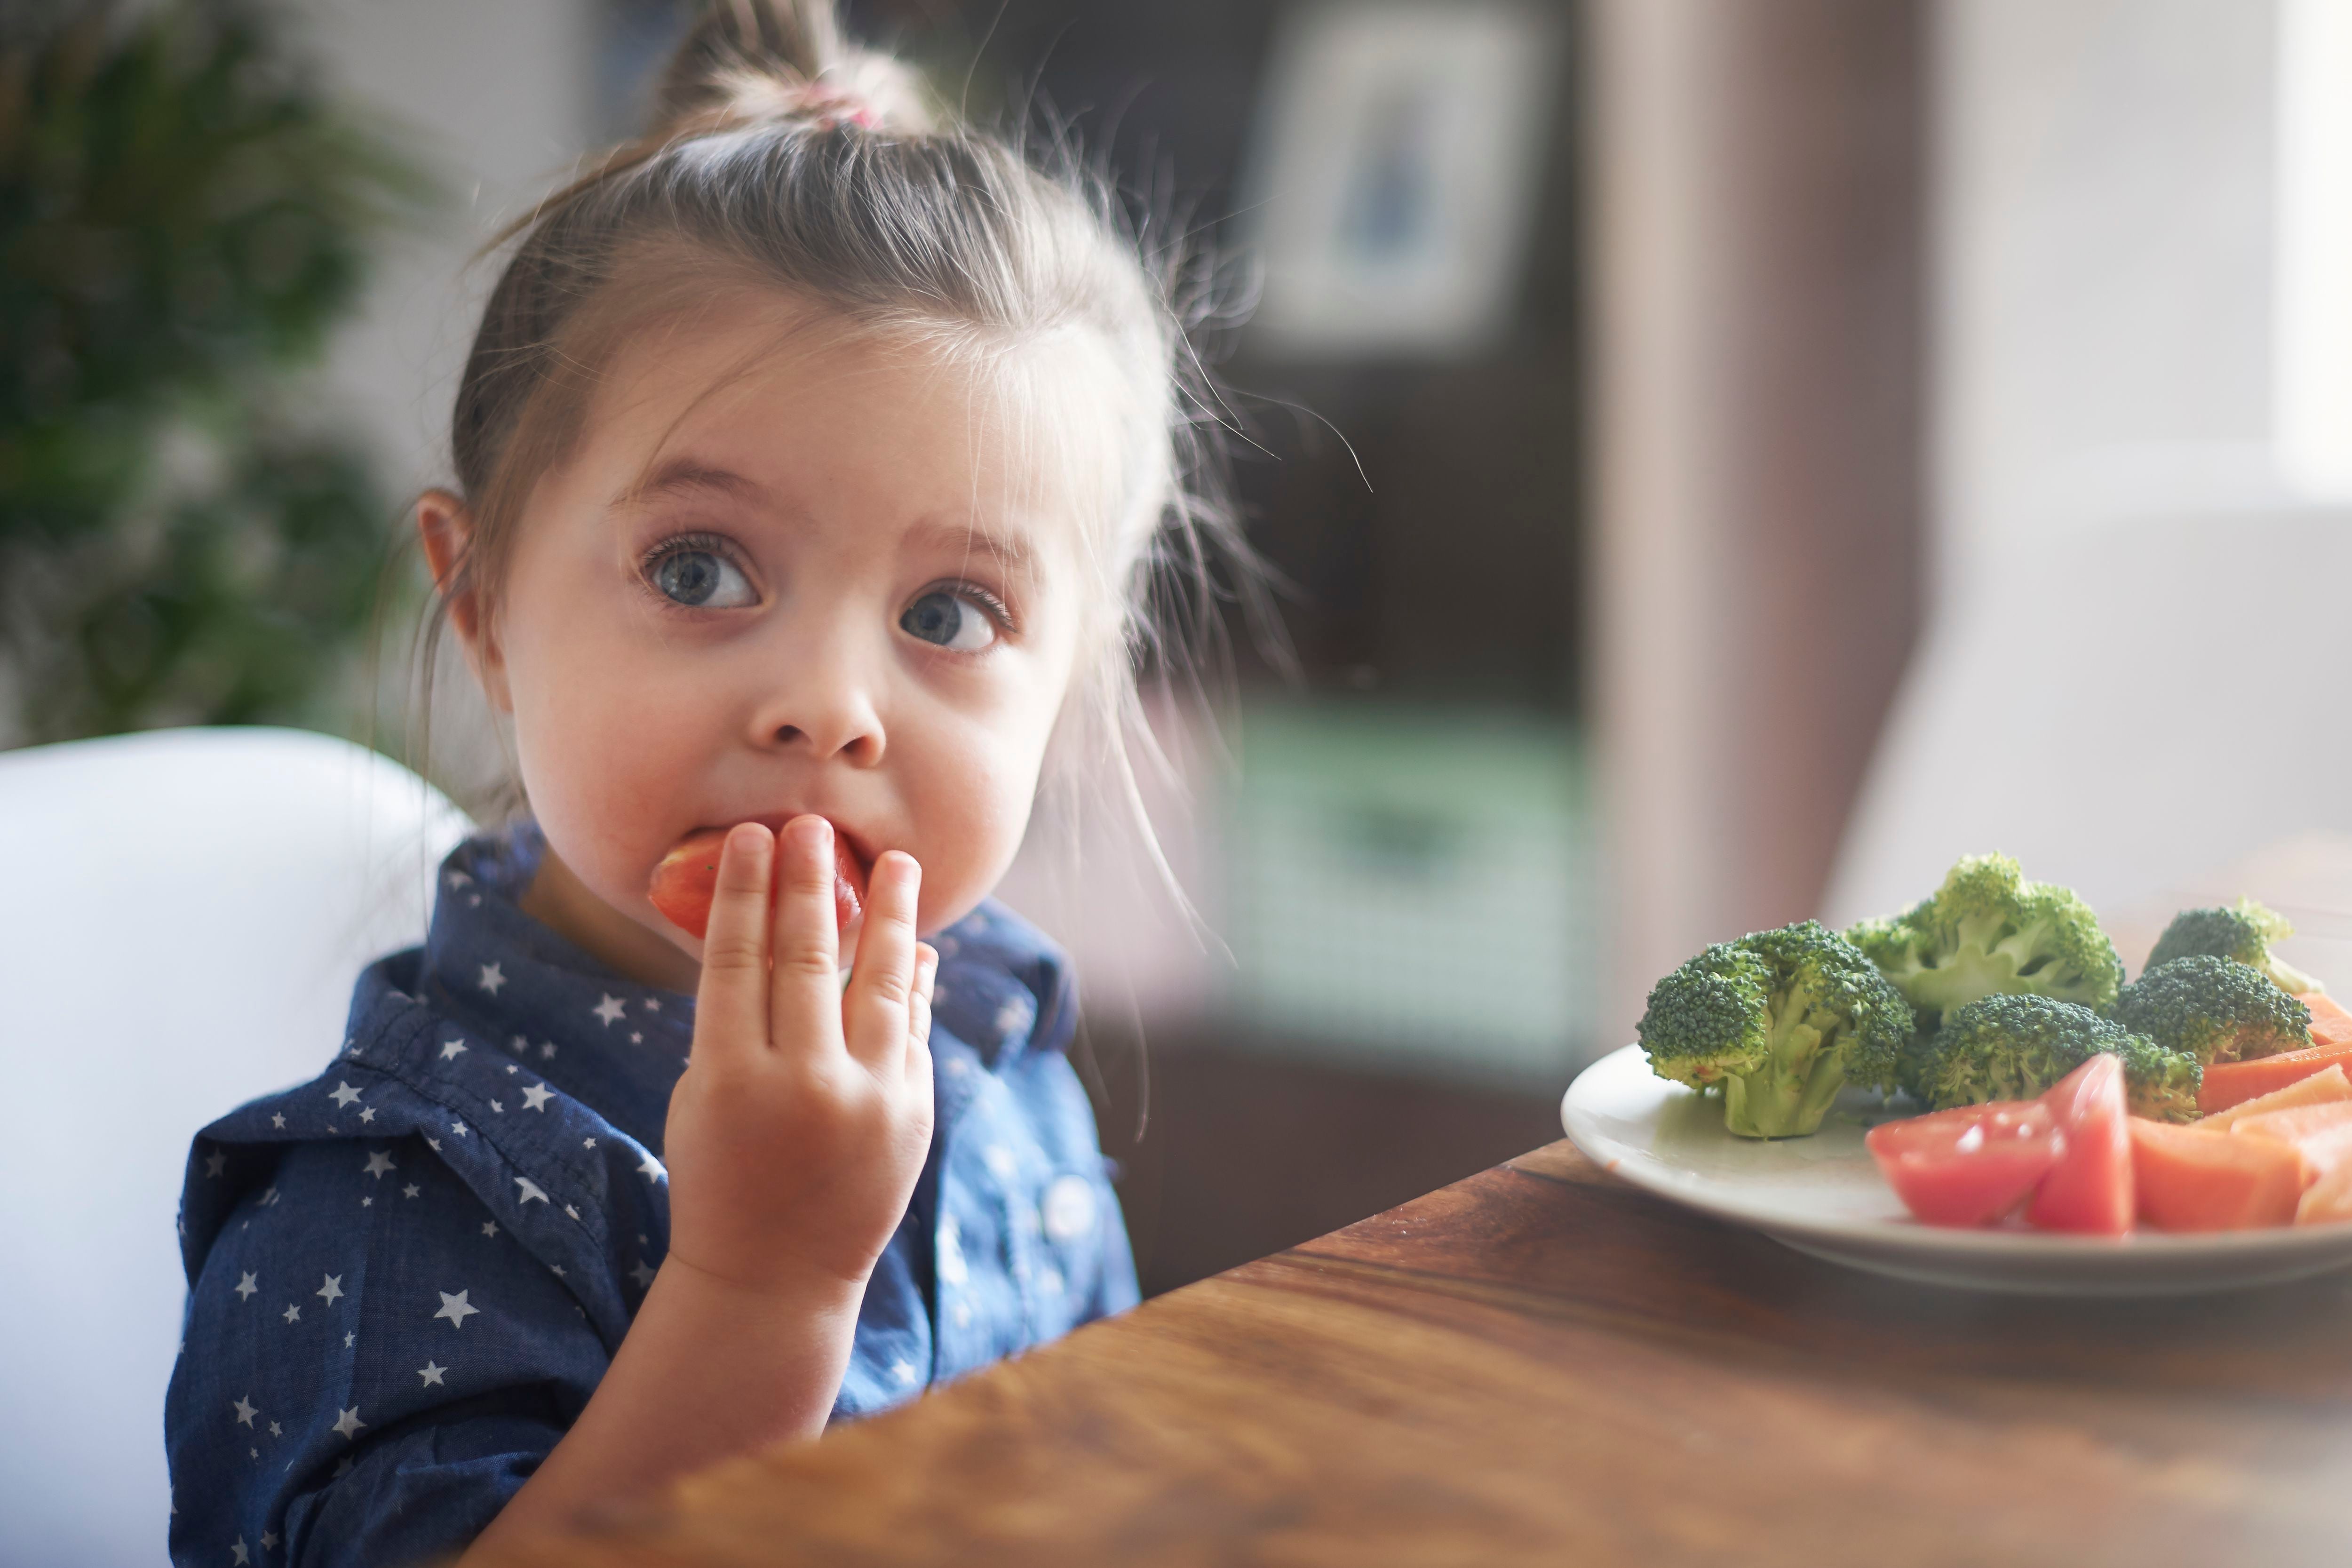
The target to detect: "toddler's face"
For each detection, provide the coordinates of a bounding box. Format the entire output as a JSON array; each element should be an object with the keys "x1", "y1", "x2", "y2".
[{"x1": 426, "y1": 300, "x2": 1096, "y2": 990}]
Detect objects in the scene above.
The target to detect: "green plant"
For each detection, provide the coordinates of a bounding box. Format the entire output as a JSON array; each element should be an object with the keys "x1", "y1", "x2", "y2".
[{"x1": 0, "y1": 0, "x2": 432, "y2": 744}]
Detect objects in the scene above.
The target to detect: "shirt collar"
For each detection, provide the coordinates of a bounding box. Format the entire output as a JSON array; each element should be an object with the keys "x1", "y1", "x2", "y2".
[{"x1": 412, "y1": 819, "x2": 696, "y2": 1151}]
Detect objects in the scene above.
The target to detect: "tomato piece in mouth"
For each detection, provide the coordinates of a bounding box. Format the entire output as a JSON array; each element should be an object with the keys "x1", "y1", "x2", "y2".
[{"x1": 647, "y1": 821, "x2": 867, "y2": 940}]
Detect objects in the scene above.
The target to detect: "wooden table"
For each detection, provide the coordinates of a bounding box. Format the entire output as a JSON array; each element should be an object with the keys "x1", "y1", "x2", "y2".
[{"x1": 479, "y1": 1139, "x2": 2352, "y2": 1567}]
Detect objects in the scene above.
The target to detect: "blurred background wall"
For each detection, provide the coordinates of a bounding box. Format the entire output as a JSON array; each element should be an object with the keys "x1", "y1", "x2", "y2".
[{"x1": 10, "y1": 12, "x2": 2352, "y2": 1556}]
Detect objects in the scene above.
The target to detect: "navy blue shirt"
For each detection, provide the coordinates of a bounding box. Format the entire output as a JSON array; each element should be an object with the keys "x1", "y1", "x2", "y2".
[{"x1": 165, "y1": 820, "x2": 1137, "y2": 1568}]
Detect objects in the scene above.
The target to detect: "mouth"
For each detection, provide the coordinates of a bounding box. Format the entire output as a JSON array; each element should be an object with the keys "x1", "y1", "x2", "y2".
[{"x1": 646, "y1": 815, "x2": 875, "y2": 940}]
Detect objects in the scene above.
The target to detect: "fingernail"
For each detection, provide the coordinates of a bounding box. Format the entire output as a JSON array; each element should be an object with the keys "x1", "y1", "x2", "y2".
[{"x1": 728, "y1": 822, "x2": 768, "y2": 855}]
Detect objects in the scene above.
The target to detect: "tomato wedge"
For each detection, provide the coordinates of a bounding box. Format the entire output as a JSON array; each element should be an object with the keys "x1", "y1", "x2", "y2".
[
  {"x1": 2026, "y1": 1055, "x2": 2133, "y2": 1236},
  {"x1": 1867, "y1": 1101, "x2": 2067, "y2": 1227},
  {"x1": 647, "y1": 822, "x2": 866, "y2": 939}
]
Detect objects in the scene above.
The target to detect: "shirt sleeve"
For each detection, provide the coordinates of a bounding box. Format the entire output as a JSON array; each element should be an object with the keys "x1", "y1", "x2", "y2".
[{"x1": 167, "y1": 1135, "x2": 608, "y2": 1568}]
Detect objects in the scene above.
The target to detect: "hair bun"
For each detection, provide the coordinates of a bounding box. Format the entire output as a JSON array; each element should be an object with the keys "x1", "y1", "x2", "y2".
[{"x1": 651, "y1": 0, "x2": 934, "y2": 139}]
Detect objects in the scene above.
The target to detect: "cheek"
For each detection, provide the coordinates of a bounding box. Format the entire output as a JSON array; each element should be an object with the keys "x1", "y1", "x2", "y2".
[
  {"x1": 901, "y1": 686, "x2": 1061, "y2": 934},
  {"x1": 496, "y1": 589, "x2": 717, "y2": 903}
]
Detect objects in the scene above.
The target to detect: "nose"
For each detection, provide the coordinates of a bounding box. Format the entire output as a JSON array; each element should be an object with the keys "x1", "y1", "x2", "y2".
[{"x1": 745, "y1": 620, "x2": 887, "y2": 767}]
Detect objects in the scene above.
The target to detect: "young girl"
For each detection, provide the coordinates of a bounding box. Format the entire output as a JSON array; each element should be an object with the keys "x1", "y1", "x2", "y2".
[{"x1": 164, "y1": 4, "x2": 1232, "y2": 1561}]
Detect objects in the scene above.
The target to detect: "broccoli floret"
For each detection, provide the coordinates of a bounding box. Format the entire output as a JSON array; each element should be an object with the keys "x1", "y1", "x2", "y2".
[
  {"x1": 1637, "y1": 920, "x2": 1913, "y2": 1139},
  {"x1": 2145, "y1": 899, "x2": 2325, "y2": 996},
  {"x1": 2113, "y1": 954, "x2": 2314, "y2": 1066},
  {"x1": 1844, "y1": 853, "x2": 2124, "y2": 1035},
  {"x1": 1913, "y1": 993, "x2": 2201, "y2": 1123}
]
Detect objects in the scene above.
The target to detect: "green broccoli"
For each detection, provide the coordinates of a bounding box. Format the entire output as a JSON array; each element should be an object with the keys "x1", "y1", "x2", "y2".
[
  {"x1": 2112, "y1": 954, "x2": 2314, "y2": 1065},
  {"x1": 1845, "y1": 853, "x2": 2124, "y2": 1035},
  {"x1": 1913, "y1": 993, "x2": 2200, "y2": 1123},
  {"x1": 1637, "y1": 920, "x2": 1913, "y2": 1139},
  {"x1": 2145, "y1": 899, "x2": 2325, "y2": 996}
]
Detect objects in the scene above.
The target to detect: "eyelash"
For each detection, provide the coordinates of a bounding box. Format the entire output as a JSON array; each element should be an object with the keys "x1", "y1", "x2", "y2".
[
  {"x1": 636, "y1": 531, "x2": 1019, "y2": 638},
  {"x1": 930, "y1": 580, "x2": 1018, "y2": 637},
  {"x1": 637, "y1": 530, "x2": 747, "y2": 613}
]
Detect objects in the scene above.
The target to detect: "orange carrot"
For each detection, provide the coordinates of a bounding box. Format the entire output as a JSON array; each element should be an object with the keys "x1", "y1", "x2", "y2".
[
  {"x1": 2301, "y1": 992, "x2": 2352, "y2": 1052},
  {"x1": 2198, "y1": 1063, "x2": 2352, "y2": 1130},
  {"x1": 2129, "y1": 1119, "x2": 2303, "y2": 1231},
  {"x1": 2197, "y1": 1044, "x2": 2352, "y2": 1114}
]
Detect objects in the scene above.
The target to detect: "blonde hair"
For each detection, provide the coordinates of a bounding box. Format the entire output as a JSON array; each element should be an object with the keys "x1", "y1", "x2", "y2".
[{"x1": 415, "y1": 0, "x2": 1251, "y2": 891}]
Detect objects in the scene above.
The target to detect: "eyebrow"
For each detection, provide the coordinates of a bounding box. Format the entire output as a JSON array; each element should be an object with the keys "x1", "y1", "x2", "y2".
[
  {"x1": 618, "y1": 459, "x2": 775, "y2": 509},
  {"x1": 907, "y1": 517, "x2": 1033, "y2": 575}
]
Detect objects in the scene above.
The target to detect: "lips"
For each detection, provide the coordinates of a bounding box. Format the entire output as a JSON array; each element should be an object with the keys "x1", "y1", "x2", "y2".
[{"x1": 647, "y1": 819, "x2": 871, "y2": 940}]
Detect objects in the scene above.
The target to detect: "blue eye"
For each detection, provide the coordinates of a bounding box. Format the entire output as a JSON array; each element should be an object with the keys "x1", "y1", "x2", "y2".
[
  {"x1": 900, "y1": 589, "x2": 999, "y2": 652},
  {"x1": 649, "y1": 545, "x2": 755, "y2": 609}
]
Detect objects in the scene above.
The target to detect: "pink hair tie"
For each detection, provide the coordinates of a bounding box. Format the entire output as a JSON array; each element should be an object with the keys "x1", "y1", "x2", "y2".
[{"x1": 794, "y1": 81, "x2": 880, "y2": 132}]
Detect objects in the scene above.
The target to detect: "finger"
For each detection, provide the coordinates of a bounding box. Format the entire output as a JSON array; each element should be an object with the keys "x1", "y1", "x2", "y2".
[
  {"x1": 906, "y1": 942, "x2": 938, "y2": 1066},
  {"x1": 842, "y1": 851, "x2": 921, "y2": 1071},
  {"x1": 768, "y1": 815, "x2": 846, "y2": 1054},
  {"x1": 691, "y1": 823, "x2": 775, "y2": 1070}
]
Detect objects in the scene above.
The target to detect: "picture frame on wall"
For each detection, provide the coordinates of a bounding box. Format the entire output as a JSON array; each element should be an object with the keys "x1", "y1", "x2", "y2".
[{"x1": 1237, "y1": 0, "x2": 1562, "y2": 360}]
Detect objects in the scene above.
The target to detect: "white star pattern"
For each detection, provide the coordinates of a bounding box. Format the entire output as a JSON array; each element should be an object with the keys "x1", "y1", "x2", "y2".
[
  {"x1": 506, "y1": 1064, "x2": 518, "y2": 1075},
  {"x1": 402, "y1": 1183, "x2": 420, "y2": 1199},
  {"x1": 204, "y1": 1151, "x2": 226, "y2": 1178},
  {"x1": 234, "y1": 1272, "x2": 257, "y2": 1301},
  {"x1": 316, "y1": 1274, "x2": 344, "y2": 1306},
  {"x1": 262, "y1": 1532, "x2": 278, "y2": 1550},
  {"x1": 541, "y1": 1042, "x2": 556, "y2": 1059},
  {"x1": 358, "y1": 1106, "x2": 377, "y2": 1124},
  {"x1": 450, "y1": 1120, "x2": 469, "y2": 1137},
  {"x1": 489, "y1": 1099, "x2": 504, "y2": 1114},
  {"x1": 629, "y1": 1031, "x2": 643, "y2": 1044},
  {"x1": 636, "y1": 1153, "x2": 666, "y2": 1183},
  {"x1": 231, "y1": 1538, "x2": 249, "y2": 1566},
  {"x1": 333, "y1": 1405, "x2": 365, "y2": 1440},
  {"x1": 426, "y1": 1136, "x2": 441, "y2": 1152},
  {"x1": 512, "y1": 1035, "x2": 529, "y2": 1053},
  {"x1": 363, "y1": 1150, "x2": 395, "y2": 1180},
  {"x1": 447, "y1": 869, "x2": 473, "y2": 888},
  {"x1": 478, "y1": 962, "x2": 506, "y2": 995},
  {"x1": 564, "y1": 1204, "x2": 580, "y2": 1220},
  {"x1": 482, "y1": 1221, "x2": 498, "y2": 1237},
  {"x1": 360, "y1": 1196, "x2": 372, "y2": 1208},
  {"x1": 440, "y1": 1037, "x2": 467, "y2": 1061},
  {"x1": 893, "y1": 1359, "x2": 918, "y2": 1385},
  {"x1": 328, "y1": 1081, "x2": 362, "y2": 1108},
  {"x1": 522, "y1": 1082, "x2": 553, "y2": 1112},
  {"x1": 644, "y1": 996, "x2": 661, "y2": 1011},
  {"x1": 514, "y1": 1177, "x2": 548, "y2": 1206},
  {"x1": 593, "y1": 994, "x2": 626, "y2": 1027},
  {"x1": 628, "y1": 1260, "x2": 656, "y2": 1288},
  {"x1": 418, "y1": 1360, "x2": 446, "y2": 1387},
  {"x1": 434, "y1": 1290, "x2": 478, "y2": 1328},
  {"x1": 268, "y1": 1422, "x2": 280, "y2": 1438},
  {"x1": 583, "y1": 1137, "x2": 596, "y2": 1148},
  {"x1": 232, "y1": 1395, "x2": 258, "y2": 1426},
  {"x1": 270, "y1": 1113, "x2": 285, "y2": 1129},
  {"x1": 282, "y1": 1304, "x2": 300, "y2": 1324}
]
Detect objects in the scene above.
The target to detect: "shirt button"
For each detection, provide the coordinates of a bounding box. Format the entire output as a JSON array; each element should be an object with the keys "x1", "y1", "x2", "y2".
[{"x1": 1041, "y1": 1175, "x2": 1097, "y2": 1243}]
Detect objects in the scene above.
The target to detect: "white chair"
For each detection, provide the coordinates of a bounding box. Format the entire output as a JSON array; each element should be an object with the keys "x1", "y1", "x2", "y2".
[
  {"x1": 1824, "y1": 503, "x2": 2352, "y2": 944},
  {"x1": 0, "y1": 728, "x2": 470, "y2": 1566}
]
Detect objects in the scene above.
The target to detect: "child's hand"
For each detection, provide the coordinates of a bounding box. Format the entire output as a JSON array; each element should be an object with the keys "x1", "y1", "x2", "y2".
[{"x1": 661, "y1": 818, "x2": 937, "y2": 1297}]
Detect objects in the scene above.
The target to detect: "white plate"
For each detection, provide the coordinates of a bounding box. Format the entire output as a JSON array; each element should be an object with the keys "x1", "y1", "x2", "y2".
[{"x1": 1560, "y1": 1043, "x2": 2352, "y2": 1295}]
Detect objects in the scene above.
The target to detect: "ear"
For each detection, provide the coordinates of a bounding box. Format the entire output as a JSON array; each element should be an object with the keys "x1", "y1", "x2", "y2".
[{"x1": 414, "y1": 489, "x2": 514, "y2": 715}]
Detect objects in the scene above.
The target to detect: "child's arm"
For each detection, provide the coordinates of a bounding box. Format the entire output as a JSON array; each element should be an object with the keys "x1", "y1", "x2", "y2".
[{"x1": 461, "y1": 819, "x2": 936, "y2": 1554}]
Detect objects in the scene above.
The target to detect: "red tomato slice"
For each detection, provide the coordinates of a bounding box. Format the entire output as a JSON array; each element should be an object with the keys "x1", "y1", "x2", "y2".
[
  {"x1": 2025, "y1": 1054, "x2": 2133, "y2": 1236},
  {"x1": 647, "y1": 823, "x2": 866, "y2": 940},
  {"x1": 1867, "y1": 1101, "x2": 2067, "y2": 1227}
]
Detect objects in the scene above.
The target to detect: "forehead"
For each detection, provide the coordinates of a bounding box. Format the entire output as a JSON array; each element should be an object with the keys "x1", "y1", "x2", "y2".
[{"x1": 579, "y1": 292, "x2": 1132, "y2": 565}]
